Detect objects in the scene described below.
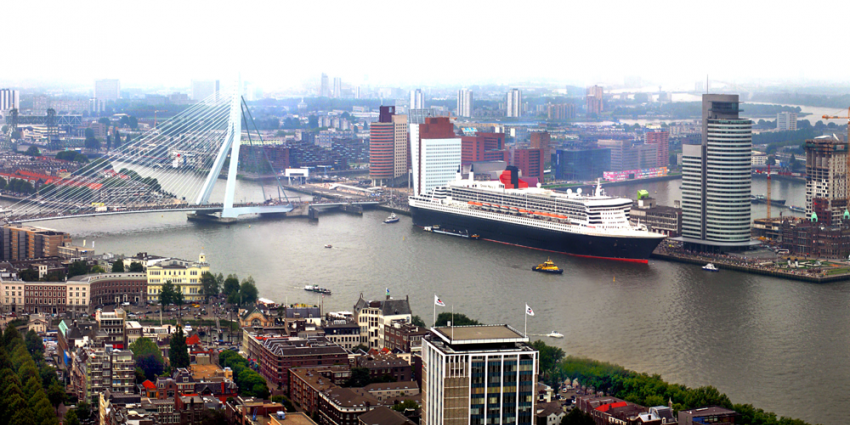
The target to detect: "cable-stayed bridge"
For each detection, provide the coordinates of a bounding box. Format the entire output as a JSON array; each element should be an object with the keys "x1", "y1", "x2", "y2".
[{"x1": 4, "y1": 88, "x2": 298, "y2": 223}]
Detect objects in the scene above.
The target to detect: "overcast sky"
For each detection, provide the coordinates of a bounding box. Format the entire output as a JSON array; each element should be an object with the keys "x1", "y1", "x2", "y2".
[{"x1": 4, "y1": 0, "x2": 848, "y2": 92}]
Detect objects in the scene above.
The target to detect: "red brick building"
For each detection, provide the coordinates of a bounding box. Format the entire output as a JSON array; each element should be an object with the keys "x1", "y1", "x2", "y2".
[
  {"x1": 383, "y1": 321, "x2": 428, "y2": 353},
  {"x1": 289, "y1": 366, "x2": 347, "y2": 416},
  {"x1": 645, "y1": 131, "x2": 669, "y2": 168},
  {"x1": 510, "y1": 148, "x2": 545, "y2": 182},
  {"x1": 243, "y1": 334, "x2": 350, "y2": 393},
  {"x1": 461, "y1": 132, "x2": 506, "y2": 164},
  {"x1": 530, "y1": 132, "x2": 551, "y2": 155}
]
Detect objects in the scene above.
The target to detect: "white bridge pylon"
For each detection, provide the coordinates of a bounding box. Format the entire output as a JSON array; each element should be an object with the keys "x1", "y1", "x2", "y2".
[{"x1": 4, "y1": 84, "x2": 293, "y2": 223}]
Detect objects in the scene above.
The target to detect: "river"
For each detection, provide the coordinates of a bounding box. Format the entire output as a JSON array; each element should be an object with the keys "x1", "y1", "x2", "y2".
[{"x1": 15, "y1": 177, "x2": 849, "y2": 425}]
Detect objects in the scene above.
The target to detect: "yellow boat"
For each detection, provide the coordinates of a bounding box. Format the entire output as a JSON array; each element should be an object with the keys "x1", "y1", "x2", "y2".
[{"x1": 532, "y1": 258, "x2": 564, "y2": 274}]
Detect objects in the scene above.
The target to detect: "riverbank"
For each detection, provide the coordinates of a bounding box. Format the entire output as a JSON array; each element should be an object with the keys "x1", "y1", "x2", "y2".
[{"x1": 651, "y1": 249, "x2": 850, "y2": 283}]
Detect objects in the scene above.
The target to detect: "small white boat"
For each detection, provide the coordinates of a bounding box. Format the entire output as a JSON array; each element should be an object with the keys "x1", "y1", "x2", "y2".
[
  {"x1": 546, "y1": 331, "x2": 564, "y2": 338},
  {"x1": 324, "y1": 244, "x2": 332, "y2": 249},
  {"x1": 702, "y1": 263, "x2": 719, "y2": 272},
  {"x1": 384, "y1": 213, "x2": 399, "y2": 224}
]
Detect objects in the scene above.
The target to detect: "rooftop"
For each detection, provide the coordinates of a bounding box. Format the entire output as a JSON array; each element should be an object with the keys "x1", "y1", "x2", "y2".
[
  {"x1": 432, "y1": 324, "x2": 528, "y2": 345},
  {"x1": 357, "y1": 406, "x2": 415, "y2": 425}
]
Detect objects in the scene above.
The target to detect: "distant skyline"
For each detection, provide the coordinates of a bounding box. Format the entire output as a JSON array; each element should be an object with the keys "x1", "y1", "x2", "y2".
[{"x1": 4, "y1": 0, "x2": 850, "y2": 92}]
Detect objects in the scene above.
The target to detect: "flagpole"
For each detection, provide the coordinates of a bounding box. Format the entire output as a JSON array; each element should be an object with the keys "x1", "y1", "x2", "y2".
[
  {"x1": 451, "y1": 305, "x2": 454, "y2": 340},
  {"x1": 524, "y1": 303, "x2": 527, "y2": 337},
  {"x1": 433, "y1": 295, "x2": 436, "y2": 328}
]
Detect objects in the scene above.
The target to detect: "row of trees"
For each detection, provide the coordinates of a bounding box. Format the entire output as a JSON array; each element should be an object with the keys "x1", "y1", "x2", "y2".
[
  {"x1": 55, "y1": 151, "x2": 88, "y2": 163},
  {"x1": 0, "y1": 325, "x2": 68, "y2": 425},
  {"x1": 0, "y1": 178, "x2": 35, "y2": 194},
  {"x1": 533, "y1": 341, "x2": 812, "y2": 425},
  {"x1": 219, "y1": 349, "x2": 270, "y2": 398}
]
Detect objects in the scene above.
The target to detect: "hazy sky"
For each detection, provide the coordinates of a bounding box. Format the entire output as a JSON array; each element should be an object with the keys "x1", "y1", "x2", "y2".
[{"x1": 4, "y1": 0, "x2": 849, "y2": 92}]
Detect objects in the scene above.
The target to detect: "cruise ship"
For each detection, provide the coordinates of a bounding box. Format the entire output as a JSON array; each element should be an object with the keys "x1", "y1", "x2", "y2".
[{"x1": 408, "y1": 167, "x2": 666, "y2": 263}]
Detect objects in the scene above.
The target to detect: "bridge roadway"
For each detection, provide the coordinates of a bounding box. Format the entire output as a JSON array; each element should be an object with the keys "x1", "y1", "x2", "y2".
[{"x1": 5, "y1": 200, "x2": 381, "y2": 223}]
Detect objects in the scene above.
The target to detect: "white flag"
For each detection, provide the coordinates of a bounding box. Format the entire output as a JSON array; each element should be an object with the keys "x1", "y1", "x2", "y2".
[
  {"x1": 435, "y1": 295, "x2": 446, "y2": 307},
  {"x1": 526, "y1": 304, "x2": 535, "y2": 316}
]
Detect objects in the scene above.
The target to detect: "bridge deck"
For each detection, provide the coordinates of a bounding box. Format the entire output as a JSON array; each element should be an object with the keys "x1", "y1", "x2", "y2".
[{"x1": 6, "y1": 201, "x2": 381, "y2": 223}]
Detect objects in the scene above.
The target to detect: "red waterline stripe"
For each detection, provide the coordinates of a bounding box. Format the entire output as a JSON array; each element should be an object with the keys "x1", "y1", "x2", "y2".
[{"x1": 482, "y1": 238, "x2": 649, "y2": 264}]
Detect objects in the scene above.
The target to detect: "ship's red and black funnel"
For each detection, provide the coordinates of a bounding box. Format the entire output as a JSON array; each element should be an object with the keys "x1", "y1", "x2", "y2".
[{"x1": 499, "y1": 166, "x2": 528, "y2": 189}]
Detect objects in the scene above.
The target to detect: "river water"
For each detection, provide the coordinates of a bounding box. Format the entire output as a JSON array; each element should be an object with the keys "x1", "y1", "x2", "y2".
[{"x1": 15, "y1": 177, "x2": 848, "y2": 425}]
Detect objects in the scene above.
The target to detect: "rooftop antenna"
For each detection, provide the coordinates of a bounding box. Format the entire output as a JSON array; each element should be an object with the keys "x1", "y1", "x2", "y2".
[{"x1": 706, "y1": 75, "x2": 709, "y2": 94}]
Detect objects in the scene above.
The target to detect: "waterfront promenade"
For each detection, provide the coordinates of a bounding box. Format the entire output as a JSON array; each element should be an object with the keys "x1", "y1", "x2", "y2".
[{"x1": 652, "y1": 245, "x2": 850, "y2": 283}]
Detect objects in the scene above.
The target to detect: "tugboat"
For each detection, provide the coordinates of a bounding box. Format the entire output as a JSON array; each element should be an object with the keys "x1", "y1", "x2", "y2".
[
  {"x1": 532, "y1": 258, "x2": 564, "y2": 274},
  {"x1": 702, "y1": 263, "x2": 719, "y2": 272},
  {"x1": 384, "y1": 213, "x2": 399, "y2": 224},
  {"x1": 789, "y1": 205, "x2": 805, "y2": 213}
]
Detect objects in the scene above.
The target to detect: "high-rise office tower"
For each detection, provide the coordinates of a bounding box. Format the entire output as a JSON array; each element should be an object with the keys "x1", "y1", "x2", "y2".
[
  {"x1": 777, "y1": 111, "x2": 797, "y2": 131},
  {"x1": 805, "y1": 134, "x2": 848, "y2": 225},
  {"x1": 506, "y1": 88, "x2": 522, "y2": 118},
  {"x1": 333, "y1": 77, "x2": 342, "y2": 98},
  {"x1": 681, "y1": 94, "x2": 753, "y2": 251},
  {"x1": 409, "y1": 89, "x2": 424, "y2": 110},
  {"x1": 457, "y1": 89, "x2": 473, "y2": 118},
  {"x1": 0, "y1": 89, "x2": 19, "y2": 111},
  {"x1": 370, "y1": 106, "x2": 408, "y2": 186},
  {"x1": 411, "y1": 117, "x2": 460, "y2": 196},
  {"x1": 94, "y1": 79, "x2": 120, "y2": 102},
  {"x1": 421, "y1": 324, "x2": 538, "y2": 425},
  {"x1": 191, "y1": 80, "x2": 220, "y2": 102},
  {"x1": 586, "y1": 85, "x2": 603, "y2": 115},
  {"x1": 321, "y1": 73, "x2": 330, "y2": 97},
  {"x1": 646, "y1": 130, "x2": 670, "y2": 168}
]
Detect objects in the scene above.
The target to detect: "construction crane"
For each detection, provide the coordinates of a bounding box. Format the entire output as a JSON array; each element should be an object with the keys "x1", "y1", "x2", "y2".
[
  {"x1": 822, "y1": 107, "x2": 850, "y2": 218},
  {"x1": 153, "y1": 110, "x2": 166, "y2": 128},
  {"x1": 766, "y1": 163, "x2": 772, "y2": 221}
]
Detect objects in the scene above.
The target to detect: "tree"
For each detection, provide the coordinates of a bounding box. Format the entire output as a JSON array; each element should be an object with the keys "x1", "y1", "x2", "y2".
[
  {"x1": 411, "y1": 315, "x2": 426, "y2": 328},
  {"x1": 19, "y1": 268, "x2": 38, "y2": 281},
  {"x1": 111, "y1": 261, "x2": 125, "y2": 272},
  {"x1": 159, "y1": 281, "x2": 177, "y2": 309},
  {"x1": 43, "y1": 270, "x2": 65, "y2": 281},
  {"x1": 223, "y1": 274, "x2": 240, "y2": 298},
  {"x1": 435, "y1": 312, "x2": 480, "y2": 327},
  {"x1": 200, "y1": 272, "x2": 219, "y2": 303},
  {"x1": 84, "y1": 128, "x2": 95, "y2": 139},
  {"x1": 76, "y1": 401, "x2": 90, "y2": 421},
  {"x1": 91, "y1": 265, "x2": 106, "y2": 273},
  {"x1": 532, "y1": 340, "x2": 565, "y2": 385},
  {"x1": 84, "y1": 136, "x2": 100, "y2": 151},
  {"x1": 129, "y1": 262, "x2": 144, "y2": 272},
  {"x1": 169, "y1": 325, "x2": 190, "y2": 369},
  {"x1": 24, "y1": 146, "x2": 39, "y2": 156},
  {"x1": 561, "y1": 407, "x2": 594, "y2": 425},
  {"x1": 24, "y1": 330, "x2": 44, "y2": 359},
  {"x1": 134, "y1": 367, "x2": 146, "y2": 384},
  {"x1": 63, "y1": 409, "x2": 80, "y2": 425},
  {"x1": 173, "y1": 286, "x2": 184, "y2": 307},
  {"x1": 67, "y1": 261, "x2": 89, "y2": 278},
  {"x1": 130, "y1": 337, "x2": 165, "y2": 381},
  {"x1": 239, "y1": 276, "x2": 259, "y2": 306},
  {"x1": 344, "y1": 367, "x2": 372, "y2": 388},
  {"x1": 47, "y1": 382, "x2": 64, "y2": 413},
  {"x1": 391, "y1": 400, "x2": 420, "y2": 412},
  {"x1": 98, "y1": 118, "x2": 111, "y2": 127},
  {"x1": 766, "y1": 155, "x2": 776, "y2": 166}
]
